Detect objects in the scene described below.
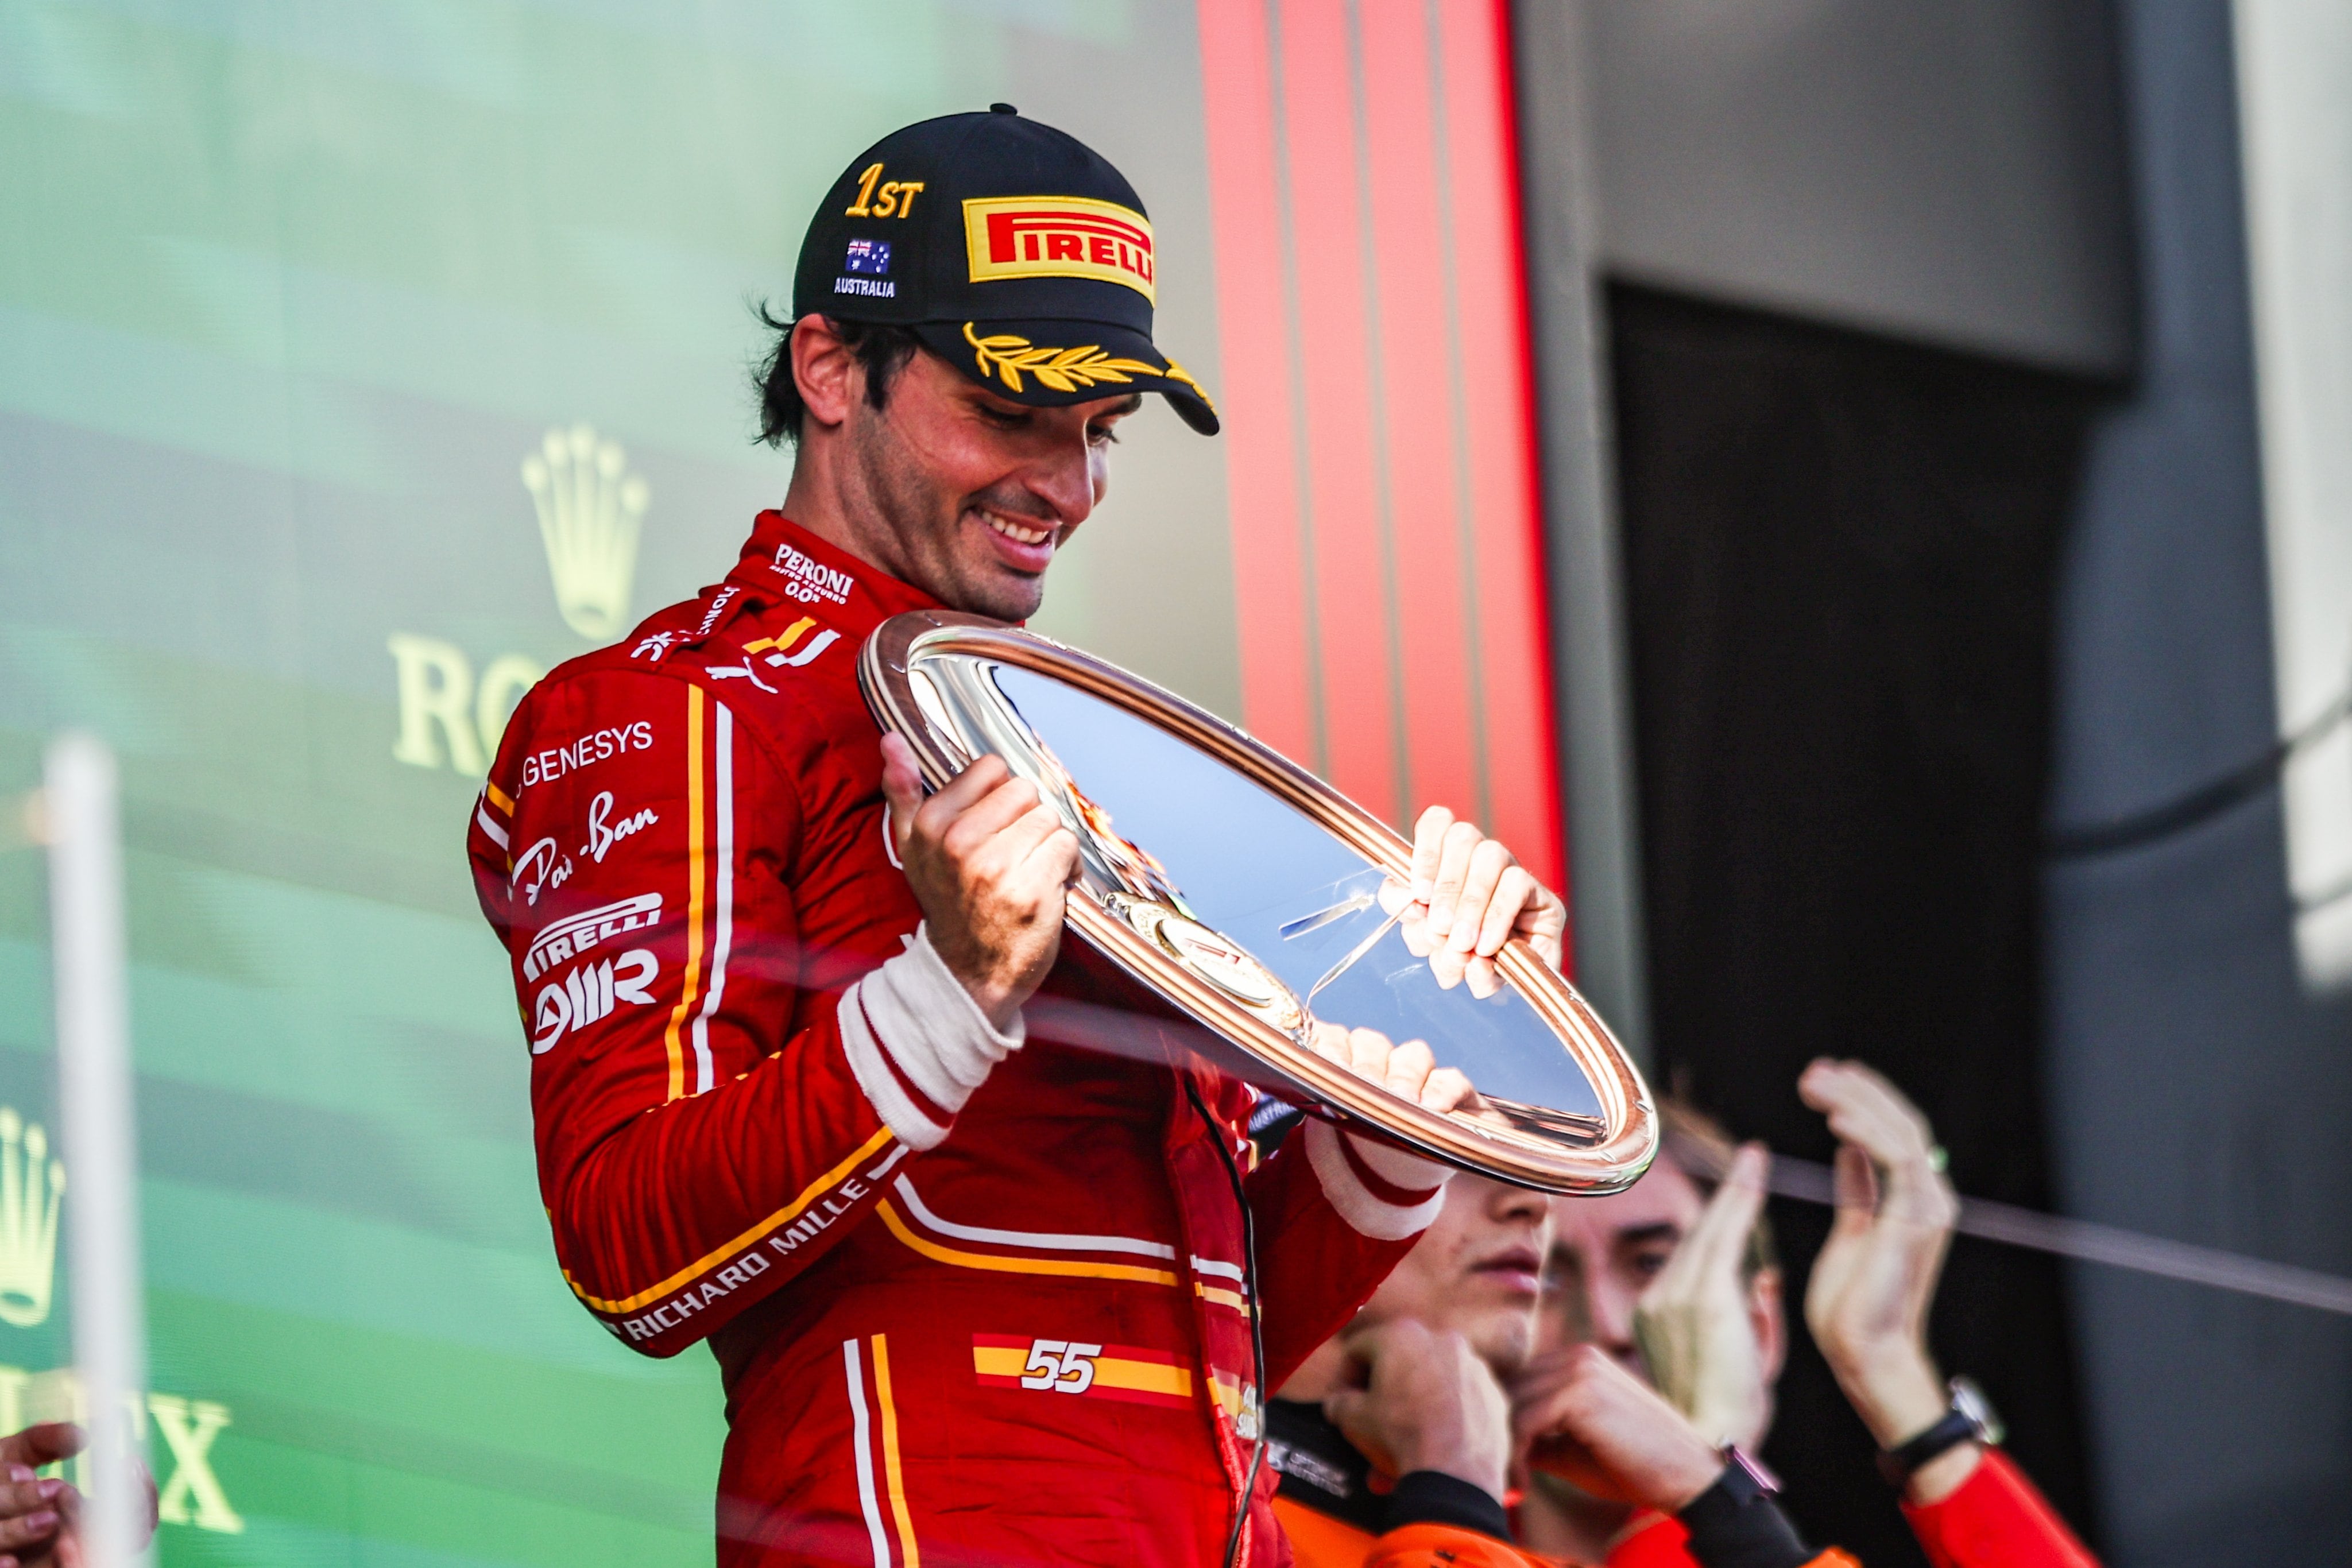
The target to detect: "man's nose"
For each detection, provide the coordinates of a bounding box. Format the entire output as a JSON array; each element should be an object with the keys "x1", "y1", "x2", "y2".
[
  {"x1": 1589, "y1": 1279, "x2": 1642, "y2": 1356},
  {"x1": 1025, "y1": 434, "x2": 1098, "y2": 526},
  {"x1": 1486, "y1": 1179, "x2": 1550, "y2": 1228}
]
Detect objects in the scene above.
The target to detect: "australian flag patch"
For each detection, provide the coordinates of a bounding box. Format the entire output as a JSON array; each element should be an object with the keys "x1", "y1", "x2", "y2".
[{"x1": 845, "y1": 238, "x2": 892, "y2": 276}]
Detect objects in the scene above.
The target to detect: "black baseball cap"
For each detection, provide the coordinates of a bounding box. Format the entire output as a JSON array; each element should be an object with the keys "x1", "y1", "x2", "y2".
[{"x1": 792, "y1": 104, "x2": 1219, "y2": 436}]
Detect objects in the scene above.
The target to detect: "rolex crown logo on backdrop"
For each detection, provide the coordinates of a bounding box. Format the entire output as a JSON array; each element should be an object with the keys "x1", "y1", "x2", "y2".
[
  {"x1": 0, "y1": 1108, "x2": 63, "y2": 1329},
  {"x1": 521, "y1": 424, "x2": 649, "y2": 641}
]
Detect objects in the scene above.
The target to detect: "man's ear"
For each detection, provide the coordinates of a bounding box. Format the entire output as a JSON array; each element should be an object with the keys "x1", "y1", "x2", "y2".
[
  {"x1": 791, "y1": 312, "x2": 860, "y2": 433},
  {"x1": 1748, "y1": 1264, "x2": 1788, "y2": 1387}
]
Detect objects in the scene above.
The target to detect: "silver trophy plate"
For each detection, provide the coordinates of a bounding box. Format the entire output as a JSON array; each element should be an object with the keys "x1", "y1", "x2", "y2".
[{"x1": 860, "y1": 611, "x2": 1655, "y2": 1194}]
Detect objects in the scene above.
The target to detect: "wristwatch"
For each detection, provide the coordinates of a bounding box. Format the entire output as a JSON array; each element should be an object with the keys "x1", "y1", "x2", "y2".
[
  {"x1": 1716, "y1": 1442, "x2": 1781, "y2": 1503},
  {"x1": 1877, "y1": 1376, "x2": 2003, "y2": 1486}
]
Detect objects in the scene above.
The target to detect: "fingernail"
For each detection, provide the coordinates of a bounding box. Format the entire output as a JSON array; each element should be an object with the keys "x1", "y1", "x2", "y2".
[
  {"x1": 3, "y1": 1468, "x2": 24, "y2": 1484},
  {"x1": 35, "y1": 1480, "x2": 59, "y2": 1500},
  {"x1": 24, "y1": 1512, "x2": 52, "y2": 1531}
]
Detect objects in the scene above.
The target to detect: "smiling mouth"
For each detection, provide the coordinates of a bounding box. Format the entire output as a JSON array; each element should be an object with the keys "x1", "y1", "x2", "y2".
[{"x1": 978, "y1": 508, "x2": 1053, "y2": 547}]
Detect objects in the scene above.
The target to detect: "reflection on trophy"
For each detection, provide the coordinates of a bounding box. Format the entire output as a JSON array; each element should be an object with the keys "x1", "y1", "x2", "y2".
[
  {"x1": 866, "y1": 611, "x2": 1658, "y2": 1196},
  {"x1": 1037, "y1": 734, "x2": 1315, "y2": 1041}
]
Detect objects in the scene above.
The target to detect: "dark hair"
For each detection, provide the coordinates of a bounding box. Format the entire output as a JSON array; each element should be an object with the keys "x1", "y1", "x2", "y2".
[{"x1": 752, "y1": 304, "x2": 924, "y2": 447}]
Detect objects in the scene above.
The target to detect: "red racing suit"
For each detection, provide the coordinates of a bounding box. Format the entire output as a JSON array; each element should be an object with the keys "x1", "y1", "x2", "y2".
[{"x1": 467, "y1": 512, "x2": 1449, "y2": 1567}]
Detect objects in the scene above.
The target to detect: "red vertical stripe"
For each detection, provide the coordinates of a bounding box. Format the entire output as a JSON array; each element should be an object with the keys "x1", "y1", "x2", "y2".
[
  {"x1": 1359, "y1": 1, "x2": 1480, "y2": 825},
  {"x1": 1439, "y1": 0, "x2": 1565, "y2": 895},
  {"x1": 1280, "y1": 0, "x2": 1398, "y2": 823},
  {"x1": 1197, "y1": 0, "x2": 1315, "y2": 759}
]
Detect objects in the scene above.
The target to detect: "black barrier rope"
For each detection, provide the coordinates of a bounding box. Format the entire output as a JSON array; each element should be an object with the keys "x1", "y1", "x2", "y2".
[
  {"x1": 1187, "y1": 1077, "x2": 1268, "y2": 1568},
  {"x1": 1762, "y1": 1152, "x2": 2352, "y2": 1317},
  {"x1": 2044, "y1": 669, "x2": 2352, "y2": 863}
]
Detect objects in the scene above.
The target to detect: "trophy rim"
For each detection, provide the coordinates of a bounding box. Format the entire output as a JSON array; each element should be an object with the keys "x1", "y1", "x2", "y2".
[{"x1": 858, "y1": 609, "x2": 1657, "y2": 1195}]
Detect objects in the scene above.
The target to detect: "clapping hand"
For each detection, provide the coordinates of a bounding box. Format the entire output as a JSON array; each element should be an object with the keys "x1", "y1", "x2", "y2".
[
  {"x1": 1631, "y1": 1144, "x2": 1778, "y2": 1449},
  {"x1": 1798, "y1": 1059, "x2": 1975, "y2": 1499}
]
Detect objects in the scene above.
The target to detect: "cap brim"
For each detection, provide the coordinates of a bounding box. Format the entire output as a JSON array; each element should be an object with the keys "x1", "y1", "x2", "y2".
[{"x1": 913, "y1": 319, "x2": 1220, "y2": 436}]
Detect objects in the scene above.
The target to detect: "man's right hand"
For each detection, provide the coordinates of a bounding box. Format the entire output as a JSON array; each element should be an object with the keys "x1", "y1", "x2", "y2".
[
  {"x1": 881, "y1": 735, "x2": 1080, "y2": 1032},
  {"x1": 1798, "y1": 1058, "x2": 1971, "y2": 1499},
  {"x1": 1324, "y1": 1318, "x2": 1511, "y2": 1500}
]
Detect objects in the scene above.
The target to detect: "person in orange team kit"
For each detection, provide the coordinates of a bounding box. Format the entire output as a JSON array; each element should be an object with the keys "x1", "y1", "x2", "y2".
[
  {"x1": 1260, "y1": 1118, "x2": 1856, "y2": 1568},
  {"x1": 1523, "y1": 1062, "x2": 2098, "y2": 1568}
]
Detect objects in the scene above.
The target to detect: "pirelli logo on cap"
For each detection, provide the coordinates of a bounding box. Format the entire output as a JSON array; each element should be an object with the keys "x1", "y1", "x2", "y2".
[{"x1": 963, "y1": 196, "x2": 1156, "y2": 303}]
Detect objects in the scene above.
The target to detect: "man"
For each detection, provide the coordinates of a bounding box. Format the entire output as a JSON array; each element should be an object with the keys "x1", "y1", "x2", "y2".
[
  {"x1": 1266, "y1": 1169, "x2": 1551, "y2": 1557},
  {"x1": 1521, "y1": 1064, "x2": 2097, "y2": 1568},
  {"x1": 468, "y1": 107, "x2": 1560, "y2": 1566},
  {"x1": 1262, "y1": 1160, "x2": 1853, "y2": 1568}
]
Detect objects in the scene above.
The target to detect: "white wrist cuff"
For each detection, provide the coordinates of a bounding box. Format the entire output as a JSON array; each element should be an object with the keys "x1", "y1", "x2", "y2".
[
  {"x1": 839, "y1": 923, "x2": 1024, "y2": 1150},
  {"x1": 1303, "y1": 1119, "x2": 1453, "y2": 1240},
  {"x1": 1344, "y1": 1128, "x2": 1456, "y2": 1192}
]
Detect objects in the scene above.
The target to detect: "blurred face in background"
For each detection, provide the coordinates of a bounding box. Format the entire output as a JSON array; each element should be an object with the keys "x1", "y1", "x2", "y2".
[
  {"x1": 1356, "y1": 1173, "x2": 1554, "y2": 1372},
  {"x1": 1540, "y1": 1155, "x2": 1783, "y2": 1384}
]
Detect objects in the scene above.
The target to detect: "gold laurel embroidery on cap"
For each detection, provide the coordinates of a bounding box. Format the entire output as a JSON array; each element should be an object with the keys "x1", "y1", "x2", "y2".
[
  {"x1": 1156, "y1": 357, "x2": 1217, "y2": 414},
  {"x1": 963, "y1": 322, "x2": 1161, "y2": 394}
]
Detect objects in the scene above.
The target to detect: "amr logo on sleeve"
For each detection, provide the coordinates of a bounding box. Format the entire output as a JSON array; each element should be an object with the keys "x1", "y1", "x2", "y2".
[{"x1": 532, "y1": 949, "x2": 660, "y2": 1053}]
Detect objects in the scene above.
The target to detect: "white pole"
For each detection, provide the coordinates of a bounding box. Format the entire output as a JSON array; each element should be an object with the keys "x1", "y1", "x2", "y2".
[{"x1": 44, "y1": 735, "x2": 150, "y2": 1568}]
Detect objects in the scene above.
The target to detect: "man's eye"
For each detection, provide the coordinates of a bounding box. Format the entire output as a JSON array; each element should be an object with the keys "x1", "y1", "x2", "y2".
[
  {"x1": 1631, "y1": 1251, "x2": 1672, "y2": 1280},
  {"x1": 981, "y1": 406, "x2": 1030, "y2": 429},
  {"x1": 1088, "y1": 424, "x2": 1121, "y2": 446}
]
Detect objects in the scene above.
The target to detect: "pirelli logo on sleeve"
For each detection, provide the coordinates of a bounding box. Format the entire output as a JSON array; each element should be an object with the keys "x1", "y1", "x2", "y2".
[
  {"x1": 971, "y1": 1334, "x2": 1192, "y2": 1410},
  {"x1": 962, "y1": 196, "x2": 1156, "y2": 303}
]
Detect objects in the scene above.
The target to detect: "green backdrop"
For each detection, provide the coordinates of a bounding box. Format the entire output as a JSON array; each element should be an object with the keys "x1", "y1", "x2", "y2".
[{"x1": 0, "y1": 3, "x2": 1236, "y2": 1563}]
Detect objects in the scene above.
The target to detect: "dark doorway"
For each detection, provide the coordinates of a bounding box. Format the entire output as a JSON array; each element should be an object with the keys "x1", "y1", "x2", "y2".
[{"x1": 1608, "y1": 282, "x2": 2109, "y2": 1563}]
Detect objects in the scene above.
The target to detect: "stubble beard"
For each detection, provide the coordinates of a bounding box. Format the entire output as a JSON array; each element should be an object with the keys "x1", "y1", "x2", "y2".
[{"x1": 846, "y1": 403, "x2": 1049, "y2": 623}]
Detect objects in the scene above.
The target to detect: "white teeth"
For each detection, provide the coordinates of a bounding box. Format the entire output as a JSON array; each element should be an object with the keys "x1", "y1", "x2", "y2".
[{"x1": 981, "y1": 510, "x2": 1051, "y2": 546}]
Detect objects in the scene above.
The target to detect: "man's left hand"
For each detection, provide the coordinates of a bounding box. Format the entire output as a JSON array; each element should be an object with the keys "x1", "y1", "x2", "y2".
[
  {"x1": 1383, "y1": 807, "x2": 1567, "y2": 997},
  {"x1": 1305, "y1": 1025, "x2": 1478, "y2": 1113},
  {"x1": 1513, "y1": 1344, "x2": 1725, "y2": 1515}
]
